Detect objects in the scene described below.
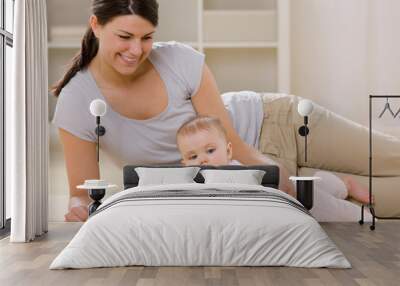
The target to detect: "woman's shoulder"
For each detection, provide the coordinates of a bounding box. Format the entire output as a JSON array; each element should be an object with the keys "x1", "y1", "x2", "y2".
[
  {"x1": 152, "y1": 41, "x2": 196, "y2": 52},
  {"x1": 151, "y1": 41, "x2": 204, "y2": 62},
  {"x1": 58, "y1": 69, "x2": 97, "y2": 100},
  {"x1": 53, "y1": 68, "x2": 97, "y2": 141},
  {"x1": 150, "y1": 41, "x2": 205, "y2": 97}
]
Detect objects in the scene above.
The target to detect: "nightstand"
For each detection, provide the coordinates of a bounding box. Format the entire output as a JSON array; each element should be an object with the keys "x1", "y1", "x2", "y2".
[
  {"x1": 77, "y1": 180, "x2": 117, "y2": 215},
  {"x1": 289, "y1": 176, "x2": 321, "y2": 210}
]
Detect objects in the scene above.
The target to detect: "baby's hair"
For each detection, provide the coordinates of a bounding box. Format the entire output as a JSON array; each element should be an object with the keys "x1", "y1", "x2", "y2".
[{"x1": 177, "y1": 116, "x2": 228, "y2": 142}]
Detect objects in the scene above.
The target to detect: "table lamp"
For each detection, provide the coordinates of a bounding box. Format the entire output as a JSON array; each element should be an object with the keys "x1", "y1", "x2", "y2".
[
  {"x1": 89, "y1": 99, "x2": 107, "y2": 162},
  {"x1": 291, "y1": 99, "x2": 317, "y2": 210},
  {"x1": 78, "y1": 99, "x2": 110, "y2": 215}
]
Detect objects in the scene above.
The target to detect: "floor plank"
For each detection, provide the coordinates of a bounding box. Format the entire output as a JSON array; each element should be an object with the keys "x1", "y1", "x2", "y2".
[{"x1": 0, "y1": 222, "x2": 399, "y2": 286}]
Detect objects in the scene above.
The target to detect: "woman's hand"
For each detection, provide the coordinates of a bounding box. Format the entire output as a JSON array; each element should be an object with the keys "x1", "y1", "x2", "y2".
[
  {"x1": 277, "y1": 165, "x2": 296, "y2": 197},
  {"x1": 64, "y1": 195, "x2": 92, "y2": 222}
]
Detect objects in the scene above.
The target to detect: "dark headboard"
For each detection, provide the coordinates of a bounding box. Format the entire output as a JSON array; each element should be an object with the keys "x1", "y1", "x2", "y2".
[{"x1": 123, "y1": 165, "x2": 280, "y2": 190}]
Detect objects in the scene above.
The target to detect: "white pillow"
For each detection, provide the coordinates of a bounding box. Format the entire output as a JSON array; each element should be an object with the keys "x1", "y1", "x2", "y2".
[
  {"x1": 135, "y1": 167, "x2": 200, "y2": 186},
  {"x1": 200, "y1": 169, "x2": 266, "y2": 185}
]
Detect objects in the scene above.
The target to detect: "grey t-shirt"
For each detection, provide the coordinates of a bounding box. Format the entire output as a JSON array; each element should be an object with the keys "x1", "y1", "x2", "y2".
[{"x1": 53, "y1": 41, "x2": 263, "y2": 166}]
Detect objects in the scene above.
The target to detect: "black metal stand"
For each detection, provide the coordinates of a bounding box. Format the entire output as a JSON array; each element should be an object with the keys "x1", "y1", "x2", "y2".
[
  {"x1": 359, "y1": 95, "x2": 400, "y2": 231},
  {"x1": 88, "y1": 188, "x2": 106, "y2": 215},
  {"x1": 298, "y1": 116, "x2": 310, "y2": 163},
  {"x1": 95, "y1": 116, "x2": 106, "y2": 163},
  {"x1": 296, "y1": 180, "x2": 314, "y2": 210}
]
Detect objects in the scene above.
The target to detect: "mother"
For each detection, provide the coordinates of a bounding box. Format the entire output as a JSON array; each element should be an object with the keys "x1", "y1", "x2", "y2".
[{"x1": 52, "y1": 0, "x2": 294, "y2": 221}]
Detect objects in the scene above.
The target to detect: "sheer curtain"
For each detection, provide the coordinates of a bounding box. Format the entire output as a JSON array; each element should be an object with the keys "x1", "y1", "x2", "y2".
[{"x1": 7, "y1": 0, "x2": 49, "y2": 242}]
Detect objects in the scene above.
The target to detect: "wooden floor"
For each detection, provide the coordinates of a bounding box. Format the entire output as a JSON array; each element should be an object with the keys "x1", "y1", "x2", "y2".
[{"x1": 0, "y1": 222, "x2": 399, "y2": 286}]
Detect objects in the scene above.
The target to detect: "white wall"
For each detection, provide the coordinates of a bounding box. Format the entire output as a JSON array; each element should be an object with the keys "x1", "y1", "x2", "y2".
[
  {"x1": 367, "y1": 0, "x2": 400, "y2": 135},
  {"x1": 291, "y1": 0, "x2": 400, "y2": 137}
]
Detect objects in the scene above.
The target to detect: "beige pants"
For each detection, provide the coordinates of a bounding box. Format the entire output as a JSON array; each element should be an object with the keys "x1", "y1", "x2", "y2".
[{"x1": 258, "y1": 93, "x2": 400, "y2": 217}]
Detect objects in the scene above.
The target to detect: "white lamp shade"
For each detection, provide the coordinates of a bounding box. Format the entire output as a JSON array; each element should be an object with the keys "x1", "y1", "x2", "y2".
[
  {"x1": 297, "y1": 99, "x2": 314, "y2": 116},
  {"x1": 90, "y1": 99, "x2": 107, "y2": 117}
]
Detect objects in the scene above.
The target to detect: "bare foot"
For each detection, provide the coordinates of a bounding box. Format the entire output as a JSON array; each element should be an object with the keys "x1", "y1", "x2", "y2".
[{"x1": 342, "y1": 176, "x2": 374, "y2": 204}]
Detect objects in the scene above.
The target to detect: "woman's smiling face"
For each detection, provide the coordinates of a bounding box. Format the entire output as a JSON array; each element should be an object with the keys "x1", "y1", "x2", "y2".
[{"x1": 91, "y1": 14, "x2": 156, "y2": 76}]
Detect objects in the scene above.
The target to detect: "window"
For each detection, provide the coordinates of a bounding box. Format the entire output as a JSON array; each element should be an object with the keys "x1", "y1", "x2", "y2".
[{"x1": 0, "y1": 0, "x2": 14, "y2": 236}]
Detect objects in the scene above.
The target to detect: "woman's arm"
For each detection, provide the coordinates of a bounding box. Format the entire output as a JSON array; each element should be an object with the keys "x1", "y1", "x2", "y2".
[
  {"x1": 191, "y1": 64, "x2": 295, "y2": 196},
  {"x1": 58, "y1": 128, "x2": 100, "y2": 221}
]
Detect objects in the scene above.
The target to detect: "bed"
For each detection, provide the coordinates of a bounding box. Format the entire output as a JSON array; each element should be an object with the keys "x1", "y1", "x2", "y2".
[{"x1": 50, "y1": 165, "x2": 350, "y2": 269}]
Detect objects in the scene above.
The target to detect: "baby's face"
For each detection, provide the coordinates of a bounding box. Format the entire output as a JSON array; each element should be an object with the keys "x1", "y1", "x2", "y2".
[{"x1": 178, "y1": 128, "x2": 232, "y2": 166}]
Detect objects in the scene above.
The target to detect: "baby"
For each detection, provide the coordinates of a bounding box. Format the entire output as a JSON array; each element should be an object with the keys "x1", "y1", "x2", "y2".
[
  {"x1": 176, "y1": 116, "x2": 234, "y2": 166},
  {"x1": 176, "y1": 116, "x2": 373, "y2": 222}
]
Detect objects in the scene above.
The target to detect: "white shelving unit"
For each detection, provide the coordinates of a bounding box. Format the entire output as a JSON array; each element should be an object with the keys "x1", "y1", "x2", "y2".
[
  {"x1": 202, "y1": 0, "x2": 289, "y2": 93},
  {"x1": 155, "y1": 0, "x2": 290, "y2": 93},
  {"x1": 202, "y1": 10, "x2": 277, "y2": 44},
  {"x1": 47, "y1": 0, "x2": 290, "y2": 94}
]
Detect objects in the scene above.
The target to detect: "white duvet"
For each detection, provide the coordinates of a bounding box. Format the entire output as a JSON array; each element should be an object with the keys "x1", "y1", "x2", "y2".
[{"x1": 50, "y1": 183, "x2": 351, "y2": 269}]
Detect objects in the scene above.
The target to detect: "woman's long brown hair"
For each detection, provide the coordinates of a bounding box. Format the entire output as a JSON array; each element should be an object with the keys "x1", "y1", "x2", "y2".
[{"x1": 51, "y1": 0, "x2": 159, "y2": 96}]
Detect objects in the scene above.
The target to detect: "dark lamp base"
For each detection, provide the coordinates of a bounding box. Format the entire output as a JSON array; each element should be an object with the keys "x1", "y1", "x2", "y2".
[
  {"x1": 88, "y1": 188, "x2": 106, "y2": 215},
  {"x1": 296, "y1": 180, "x2": 314, "y2": 210}
]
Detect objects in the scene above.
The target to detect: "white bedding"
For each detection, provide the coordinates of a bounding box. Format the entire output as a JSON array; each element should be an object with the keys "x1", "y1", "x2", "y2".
[{"x1": 50, "y1": 183, "x2": 351, "y2": 269}]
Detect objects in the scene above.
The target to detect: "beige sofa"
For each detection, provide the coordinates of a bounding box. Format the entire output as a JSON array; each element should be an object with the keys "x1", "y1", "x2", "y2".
[{"x1": 258, "y1": 92, "x2": 400, "y2": 219}]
